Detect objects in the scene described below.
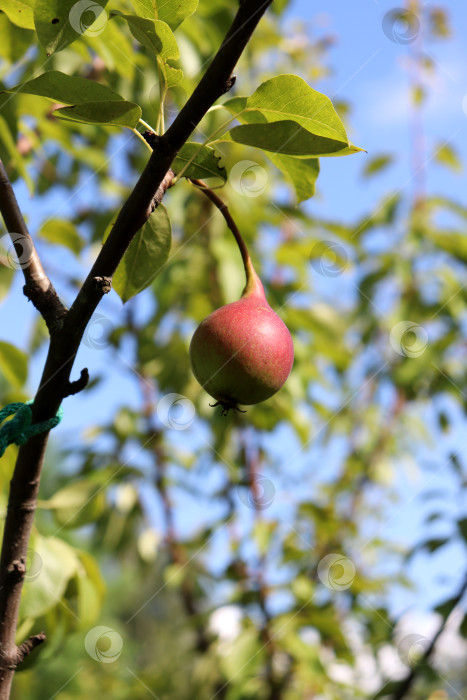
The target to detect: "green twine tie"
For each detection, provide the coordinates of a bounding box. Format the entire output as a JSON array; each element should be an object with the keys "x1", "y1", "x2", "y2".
[{"x1": 0, "y1": 401, "x2": 63, "y2": 457}]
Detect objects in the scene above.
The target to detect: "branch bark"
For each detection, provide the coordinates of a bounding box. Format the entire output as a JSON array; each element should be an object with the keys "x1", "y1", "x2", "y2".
[
  {"x1": 0, "y1": 2, "x2": 272, "y2": 696},
  {"x1": 0, "y1": 161, "x2": 66, "y2": 333}
]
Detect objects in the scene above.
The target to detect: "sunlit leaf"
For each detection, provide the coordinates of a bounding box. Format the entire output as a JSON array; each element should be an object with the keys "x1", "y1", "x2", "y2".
[
  {"x1": 156, "y1": 0, "x2": 198, "y2": 30},
  {"x1": 131, "y1": 0, "x2": 198, "y2": 30},
  {"x1": 435, "y1": 142, "x2": 462, "y2": 173},
  {"x1": 223, "y1": 75, "x2": 362, "y2": 157},
  {"x1": 0, "y1": 0, "x2": 35, "y2": 30}
]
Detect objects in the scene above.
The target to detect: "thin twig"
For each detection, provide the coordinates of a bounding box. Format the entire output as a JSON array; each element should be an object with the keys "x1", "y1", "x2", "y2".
[
  {"x1": 190, "y1": 179, "x2": 251, "y2": 271},
  {"x1": 189, "y1": 179, "x2": 261, "y2": 297},
  {"x1": 0, "y1": 161, "x2": 66, "y2": 333},
  {"x1": 63, "y1": 368, "x2": 90, "y2": 397}
]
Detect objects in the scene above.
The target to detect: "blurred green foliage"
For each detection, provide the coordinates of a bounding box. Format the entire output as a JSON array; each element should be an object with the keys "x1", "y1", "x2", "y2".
[{"x1": 0, "y1": 1, "x2": 466, "y2": 699}]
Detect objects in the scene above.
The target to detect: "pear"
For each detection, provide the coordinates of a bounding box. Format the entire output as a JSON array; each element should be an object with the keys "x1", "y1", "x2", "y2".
[{"x1": 189, "y1": 219, "x2": 293, "y2": 413}]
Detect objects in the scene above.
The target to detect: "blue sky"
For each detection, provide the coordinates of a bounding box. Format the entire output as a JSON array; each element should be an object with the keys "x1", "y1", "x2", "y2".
[
  {"x1": 1, "y1": 0, "x2": 466, "y2": 623},
  {"x1": 290, "y1": 0, "x2": 467, "y2": 224},
  {"x1": 288, "y1": 0, "x2": 467, "y2": 616}
]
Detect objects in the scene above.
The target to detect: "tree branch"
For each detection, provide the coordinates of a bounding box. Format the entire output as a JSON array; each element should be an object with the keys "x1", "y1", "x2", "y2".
[
  {"x1": 0, "y1": 2, "x2": 273, "y2": 697},
  {"x1": 0, "y1": 161, "x2": 67, "y2": 333},
  {"x1": 63, "y1": 368, "x2": 90, "y2": 397},
  {"x1": 14, "y1": 633, "x2": 46, "y2": 665}
]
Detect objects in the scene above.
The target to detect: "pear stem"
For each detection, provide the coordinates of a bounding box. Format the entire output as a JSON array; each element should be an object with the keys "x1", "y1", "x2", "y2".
[{"x1": 190, "y1": 179, "x2": 263, "y2": 296}]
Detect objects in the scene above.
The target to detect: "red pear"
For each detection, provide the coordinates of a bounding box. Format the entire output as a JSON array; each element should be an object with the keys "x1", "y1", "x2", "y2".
[{"x1": 189, "y1": 220, "x2": 294, "y2": 411}]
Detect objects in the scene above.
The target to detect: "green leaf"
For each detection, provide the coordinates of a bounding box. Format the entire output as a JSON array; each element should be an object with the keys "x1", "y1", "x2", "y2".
[
  {"x1": 121, "y1": 16, "x2": 178, "y2": 59},
  {"x1": 458, "y1": 517, "x2": 467, "y2": 542},
  {"x1": 131, "y1": 0, "x2": 198, "y2": 30},
  {"x1": 132, "y1": 0, "x2": 158, "y2": 19},
  {"x1": 435, "y1": 142, "x2": 462, "y2": 173},
  {"x1": 39, "y1": 219, "x2": 84, "y2": 255},
  {"x1": 156, "y1": 0, "x2": 198, "y2": 30},
  {"x1": 5, "y1": 70, "x2": 124, "y2": 105},
  {"x1": 115, "y1": 15, "x2": 179, "y2": 93},
  {"x1": 39, "y1": 479, "x2": 107, "y2": 528},
  {"x1": 53, "y1": 101, "x2": 142, "y2": 128},
  {"x1": 34, "y1": 0, "x2": 110, "y2": 55},
  {"x1": 372, "y1": 681, "x2": 406, "y2": 699},
  {"x1": 76, "y1": 550, "x2": 105, "y2": 625},
  {"x1": 420, "y1": 537, "x2": 449, "y2": 553},
  {"x1": 223, "y1": 95, "x2": 247, "y2": 115},
  {"x1": 434, "y1": 595, "x2": 460, "y2": 619},
  {"x1": 219, "y1": 627, "x2": 264, "y2": 681},
  {"x1": 426, "y1": 229, "x2": 467, "y2": 265},
  {"x1": 20, "y1": 535, "x2": 78, "y2": 619},
  {"x1": 0, "y1": 340, "x2": 28, "y2": 387},
  {"x1": 228, "y1": 121, "x2": 347, "y2": 157},
  {"x1": 0, "y1": 0, "x2": 35, "y2": 30},
  {"x1": 0, "y1": 115, "x2": 34, "y2": 193},
  {"x1": 0, "y1": 265, "x2": 14, "y2": 304},
  {"x1": 362, "y1": 154, "x2": 393, "y2": 178},
  {"x1": 247, "y1": 75, "x2": 347, "y2": 140},
  {"x1": 253, "y1": 520, "x2": 276, "y2": 556},
  {"x1": 113, "y1": 204, "x2": 172, "y2": 303},
  {"x1": 321, "y1": 143, "x2": 365, "y2": 157},
  {"x1": 165, "y1": 64, "x2": 183, "y2": 87},
  {"x1": 0, "y1": 14, "x2": 33, "y2": 63},
  {"x1": 211, "y1": 237, "x2": 244, "y2": 303},
  {"x1": 172, "y1": 142, "x2": 227, "y2": 182},
  {"x1": 268, "y1": 152, "x2": 319, "y2": 203},
  {"x1": 460, "y1": 613, "x2": 467, "y2": 638},
  {"x1": 223, "y1": 75, "x2": 362, "y2": 157}
]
